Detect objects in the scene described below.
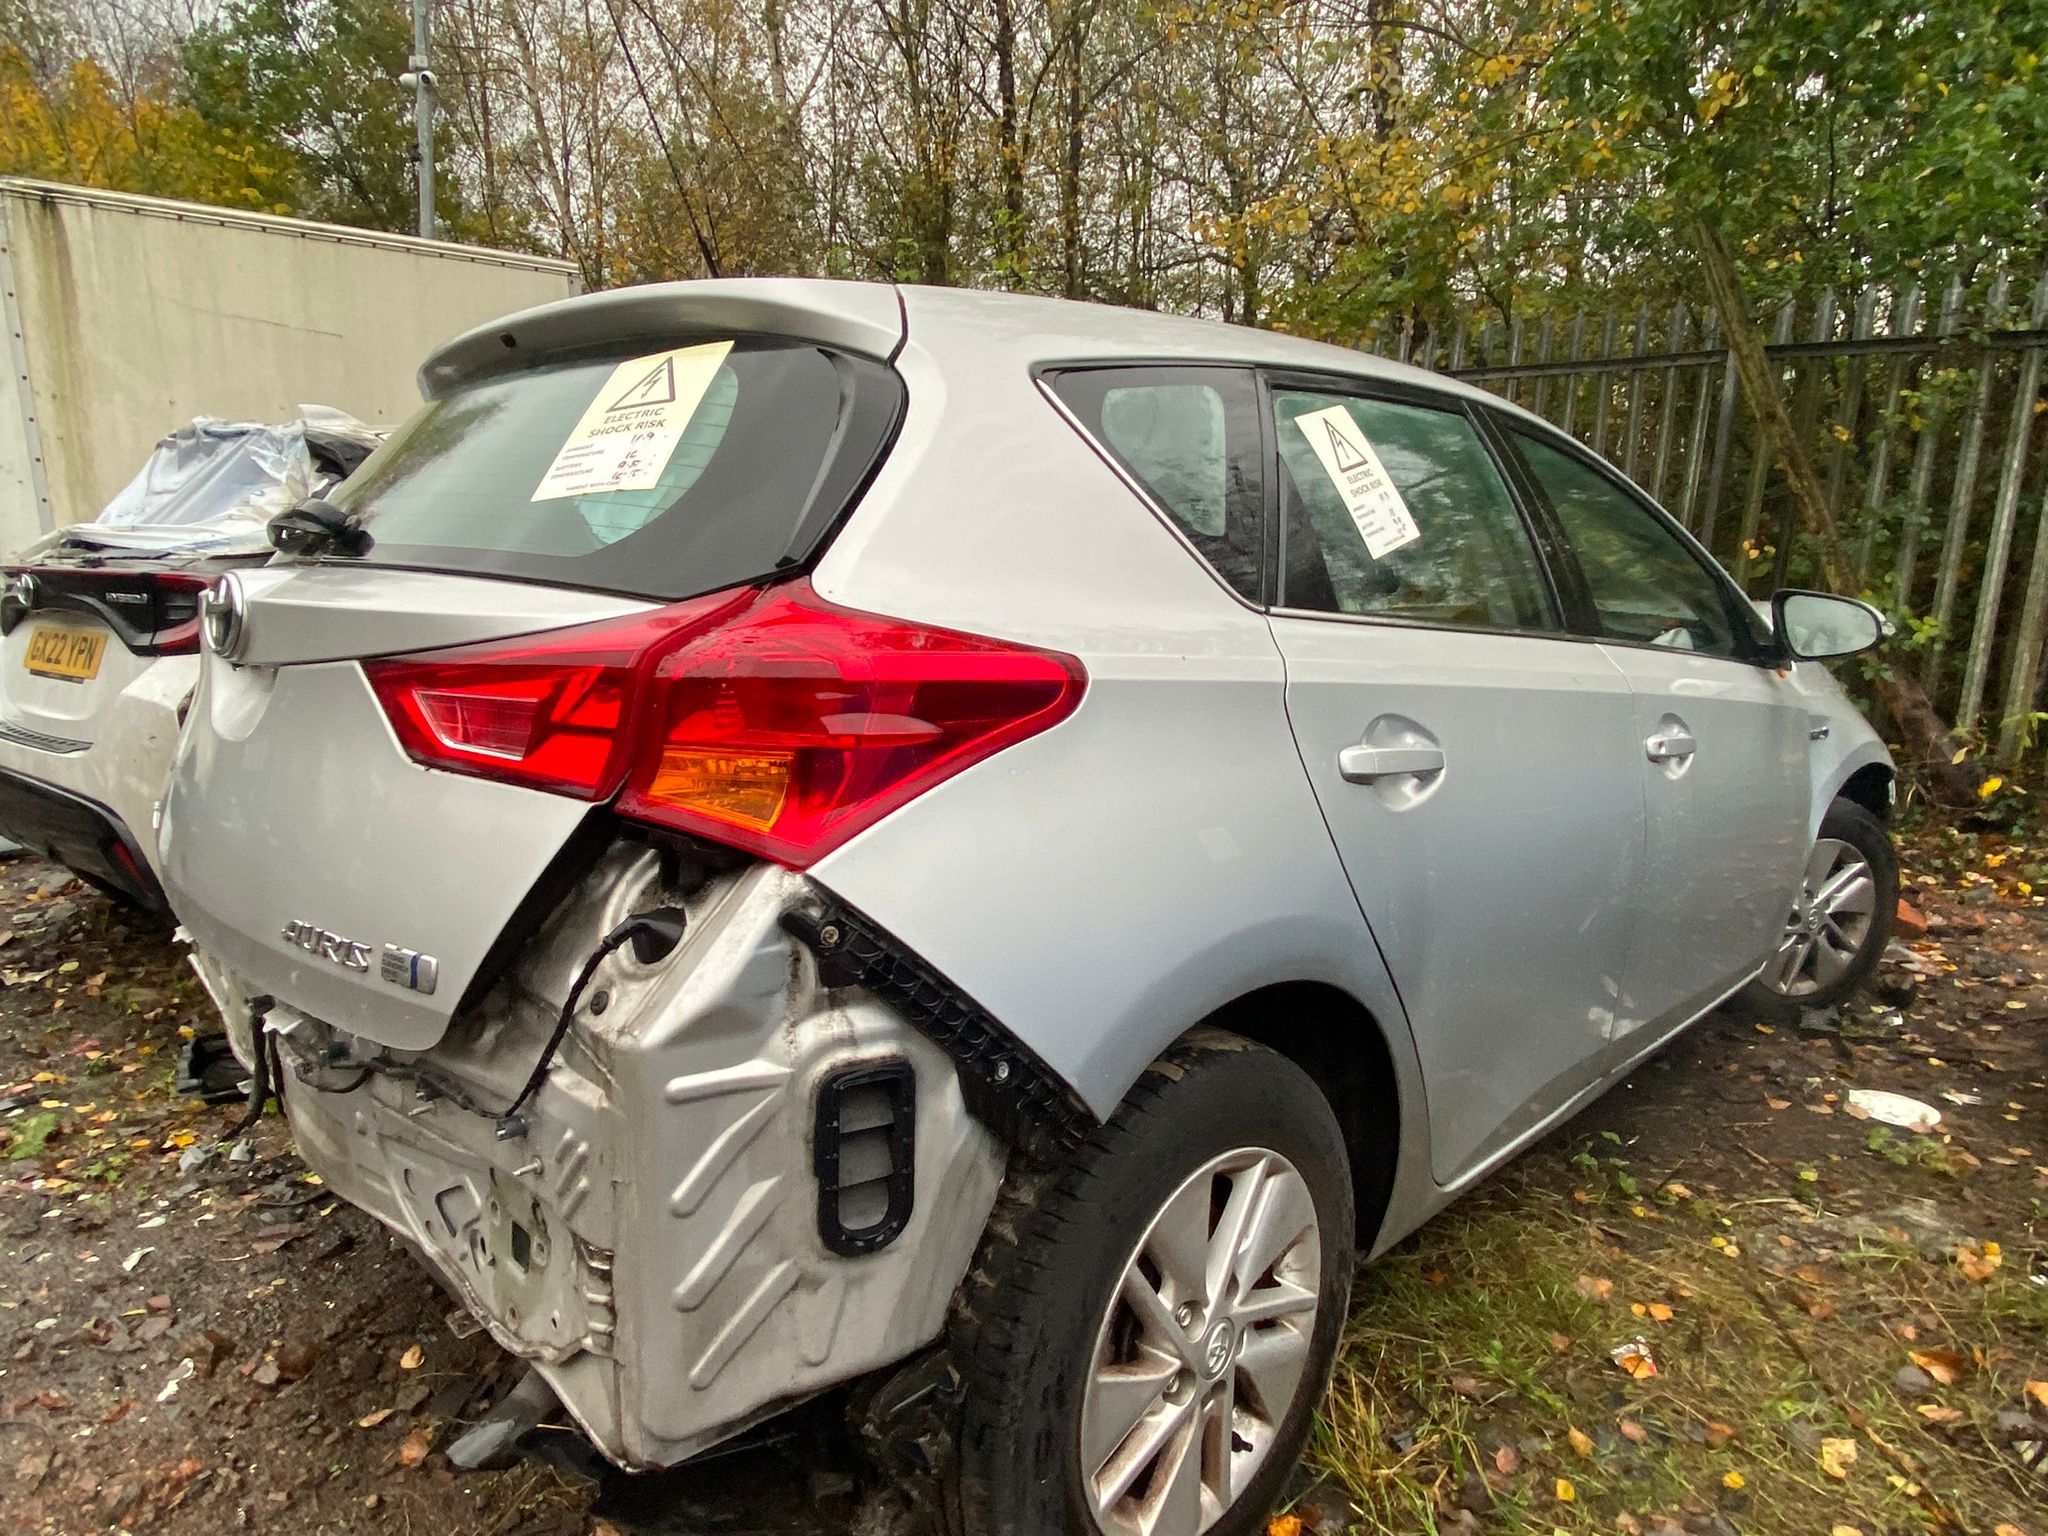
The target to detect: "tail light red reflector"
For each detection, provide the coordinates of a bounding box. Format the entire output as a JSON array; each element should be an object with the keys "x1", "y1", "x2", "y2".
[
  {"x1": 364, "y1": 589, "x2": 753, "y2": 799},
  {"x1": 366, "y1": 579, "x2": 1086, "y2": 866},
  {"x1": 618, "y1": 584, "x2": 1086, "y2": 865}
]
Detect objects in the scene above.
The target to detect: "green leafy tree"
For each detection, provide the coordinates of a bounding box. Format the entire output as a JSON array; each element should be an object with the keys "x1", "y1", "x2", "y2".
[
  {"x1": 1540, "y1": 0, "x2": 2048, "y2": 794},
  {"x1": 179, "y1": 0, "x2": 465, "y2": 234}
]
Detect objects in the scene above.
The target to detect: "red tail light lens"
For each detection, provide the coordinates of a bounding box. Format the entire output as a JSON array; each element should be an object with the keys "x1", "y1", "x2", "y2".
[
  {"x1": 617, "y1": 584, "x2": 1086, "y2": 866},
  {"x1": 365, "y1": 589, "x2": 754, "y2": 798},
  {"x1": 367, "y1": 579, "x2": 1085, "y2": 865}
]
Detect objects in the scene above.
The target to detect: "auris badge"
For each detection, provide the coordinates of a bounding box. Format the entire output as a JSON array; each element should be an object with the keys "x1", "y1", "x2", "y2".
[
  {"x1": 278, "y1": 921, "x2": 438, "y2": 994},
  {"x1": 281, "y1": 919, "x2": 372, "y2": 972}
]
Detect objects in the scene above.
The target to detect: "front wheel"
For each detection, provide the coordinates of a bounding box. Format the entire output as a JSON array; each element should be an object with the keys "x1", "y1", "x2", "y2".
[
  {"x1": 952, "y1": 1031, "x2": 1354, "y2": 1536},
  {"x1": 1740, "y1": 797, "x2": 1898, "y2": 1016}
]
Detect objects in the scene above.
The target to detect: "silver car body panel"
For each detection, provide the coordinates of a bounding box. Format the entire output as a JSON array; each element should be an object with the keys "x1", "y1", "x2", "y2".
[
  {"x1": 1266, "y1": 614, "x2": 1645, "y2": 1180},
  {"x1": 1594, "y1": 641, "x2": 1811, "y2": 1034},
  {"x1": 212, "y1": 563, "x2": 653, "y2": 668},
  {"x1": 419, "y1": 277, "x2": 906, "y2": 398},
  {"x1": 160, "y1": 566, "x2": 651, "y2": 1049},
  {"x1": 157, "y1": 278, "x2": 1894, "y2": 1467}
]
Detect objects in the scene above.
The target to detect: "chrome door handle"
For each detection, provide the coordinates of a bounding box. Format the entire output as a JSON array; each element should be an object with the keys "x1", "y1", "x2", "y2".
[
  {"x1": 1338, "y1": 743, "x2": 1446, "y2": 783},
  {"x1": 1645, "y1": 729, "x2": 1698, "y2": 763}
]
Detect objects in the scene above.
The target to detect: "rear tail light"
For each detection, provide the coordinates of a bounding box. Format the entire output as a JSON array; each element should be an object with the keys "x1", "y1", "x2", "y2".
[
  {"x1": 367, "y1": 580, "x2": 1085, "y2": 865},
  {"x1": 1, "y1": 568, "x2": 212, "y2": 654},
  {"x1": 365, "y1": 589, "x2": 752, "y2": 799}
]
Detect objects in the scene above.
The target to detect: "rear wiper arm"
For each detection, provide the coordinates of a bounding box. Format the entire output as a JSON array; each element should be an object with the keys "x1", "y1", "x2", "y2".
[{"x1": 268, "y1": 496, "x2": 372, "y2": 557}]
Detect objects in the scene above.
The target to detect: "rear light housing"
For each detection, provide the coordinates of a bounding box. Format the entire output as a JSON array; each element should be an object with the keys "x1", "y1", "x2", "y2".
[
  {"x1": 367, "y1": 580, "x2": 1086, "y2": 866},
  {"x1": 1, "y1": 568, "x2": 213, "y2": 654},
  {"x1": 365, "y1": 588, "x2": 753, "y2": 799}
]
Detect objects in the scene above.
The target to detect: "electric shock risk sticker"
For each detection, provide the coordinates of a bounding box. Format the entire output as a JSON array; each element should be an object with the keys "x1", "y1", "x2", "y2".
[
  {"x1": 531, "y1": 340, "x2": 734, "y2": 502},
  {"x1": 1292, "y1": 404, "x2": 1421, "y2": 559}
]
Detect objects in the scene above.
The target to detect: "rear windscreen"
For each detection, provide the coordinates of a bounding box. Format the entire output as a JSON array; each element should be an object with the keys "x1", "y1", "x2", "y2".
[{"x1": 326, "y1": 338, "x2": 902, "y2": 600}]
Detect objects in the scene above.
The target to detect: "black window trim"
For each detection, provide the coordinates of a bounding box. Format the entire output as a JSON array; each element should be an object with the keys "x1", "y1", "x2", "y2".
[
  {"x1": 1257, "y1": 365, "x2": 1573, "y2": 642},
  {"x1": 1034, "y1": 363, "x2": 1271, "y2": 612},
  {"x1": 1486, "y1": 407, "x2": 1780, "y2": 668}
]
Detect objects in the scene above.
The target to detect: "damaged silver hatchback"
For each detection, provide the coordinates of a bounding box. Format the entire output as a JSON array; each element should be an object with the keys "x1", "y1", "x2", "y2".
[{"x1": 161, "y1": 280, "x2": 1897, "y2": 1536}]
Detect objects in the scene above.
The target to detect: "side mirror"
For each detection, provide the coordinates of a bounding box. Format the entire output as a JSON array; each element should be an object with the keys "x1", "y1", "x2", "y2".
[{"x1": 1771, "y1": 589, "x2": 1888, "y2": 661}]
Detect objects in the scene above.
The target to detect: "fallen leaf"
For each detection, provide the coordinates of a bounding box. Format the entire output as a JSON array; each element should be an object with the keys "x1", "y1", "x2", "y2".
[
  {"x1": 1722, "y1": 1470, "x2": 1745, "y2": 1491},
  {"x1": 1567, "y1": 1426, "x2": 1594, "y2": 1458},
  {"x1": 1646, "y1": 1302, "x2": 1674, "y2": 1322},
  {"x1": 1618, "y1": 1418, "x2": 1649, "y2": 1445},
  {"x1": 1548, "y1": 1332, "x2": 1573, "y2": 1353},
  {"x1": 2028, "y1": 1381, "x2": 2048, "y2": 1413},
  {"x1": 1702, "y1": 1420, "x2": 1735, "y2": 1449},
  {"x1": 395, "y1": 1428, "x2": 433, "y2": 1468},
  {"x1": 1554, "y1": 1477, "x2": 1575, "y2": 1503},
  {"x1": 1767, "y1": 1098, "x2": 1792, "y2": 1110},
  {"x1": 1610, "y1": 1338, "x2": 1658, "y2": 1379},
  {"x1": 1265, "y1": 1518, "x2": 1303, "y2": 1536},
  {"x1": 1575, "y1": 1273, "x2": 1614, "y2": 1302},
  {"x1": 399, "y1": 1344, "x2": 425, "y2": 1371},
  {"x1": 1908, "y1": 1348, "x2": 1966, "y2": 1386},
  {"x1": 1494, "y1": 1443, "x2": 1520, "y2": 1475},
  {"x1": 1954, "y1": 1242, "x2": 2002, "y2": 1283},
  {"x1": 99, "y1": 1399, "x2": 133, "y2": 1425},
  {"x1": 1819, "y1": 1437, "x2": 1858, "y2": 1479},
  {"x1": 358, "y1": 1408, "x2": 396, "y2": 1428},
  {"x1": 1915, "y1": 1405, "x2": 1963, "y2": 1424},
  {"x1": 1832, "y1": 1526, "x2": 1865, "y2": 1536}
]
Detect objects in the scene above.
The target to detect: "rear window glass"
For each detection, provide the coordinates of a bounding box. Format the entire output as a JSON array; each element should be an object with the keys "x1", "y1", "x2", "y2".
[{"x1": 327, "y1": 338, "x2": 901, "y2": 600}]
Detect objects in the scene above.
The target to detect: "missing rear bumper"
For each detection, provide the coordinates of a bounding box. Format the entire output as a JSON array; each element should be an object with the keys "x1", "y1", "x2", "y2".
[{"x1": 241, "y1": 856, "x2": 1006, "y2": 1469}]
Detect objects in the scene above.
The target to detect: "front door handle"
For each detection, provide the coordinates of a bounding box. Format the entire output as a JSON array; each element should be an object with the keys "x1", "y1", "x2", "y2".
[
  {"x1": 1645, "y1": 728, "x2": 1698, "y2": 763},
  {"x1": 1338, "y1": 743, "x2": 1446, "y2": 783}
]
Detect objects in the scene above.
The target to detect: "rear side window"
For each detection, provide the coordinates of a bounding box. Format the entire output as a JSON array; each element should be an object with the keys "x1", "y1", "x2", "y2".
[
  {"x1": 1272, "y1": 388, "x2": 1553, "y2": 632},
  {"x1": 328, "y1": 338, "x2": 902, "y2": 600},
  {"x1": 1048, "y1": 366, "x2": 1265, "y2": 602}
]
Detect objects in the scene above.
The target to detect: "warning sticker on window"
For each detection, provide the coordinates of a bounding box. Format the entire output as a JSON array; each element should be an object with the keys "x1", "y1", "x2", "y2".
[
  {"x1": 1293, "y1": 405, "x2": 1421, "y2": 559},
  {"x1": 532, "y1": 341, "x2": 733, "y2": 502}
]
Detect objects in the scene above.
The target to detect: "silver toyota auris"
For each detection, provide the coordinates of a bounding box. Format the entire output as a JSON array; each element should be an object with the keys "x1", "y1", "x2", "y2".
[{"x1": 160, "y1": 280, "x2": 1896, "y2": 1536}]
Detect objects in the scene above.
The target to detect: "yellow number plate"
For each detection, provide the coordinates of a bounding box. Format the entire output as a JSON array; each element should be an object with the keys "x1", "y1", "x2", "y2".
[{"x1": 23, "y1": 622, "x2": 108, "y2": 682}]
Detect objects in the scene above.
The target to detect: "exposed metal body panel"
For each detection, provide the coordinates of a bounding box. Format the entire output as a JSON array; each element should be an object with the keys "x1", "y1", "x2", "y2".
[{"x1": 267, "y1": 853, "x2": 1003, "y2": 1468}]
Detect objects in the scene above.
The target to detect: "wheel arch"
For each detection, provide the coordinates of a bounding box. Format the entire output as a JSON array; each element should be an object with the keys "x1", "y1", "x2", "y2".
[
  {"x1": 1836, "y1": 761, "x2": 1895, "y2": 824},
  {"x1": 1196, "y1": 980, "x2": 1405, "y2": 1249}
]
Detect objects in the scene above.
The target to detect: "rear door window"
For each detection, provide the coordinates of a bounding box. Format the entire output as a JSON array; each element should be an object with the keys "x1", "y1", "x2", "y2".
[
  {"x1": 1270, "y1": 386, "x2": 1555, "y2": 632},
  {"x1": 1047, "y1": 366, "x2": 1266, "y2": 603},
  {"x1": 329, "y1": 338, "x2": 902, "y2": 600}
]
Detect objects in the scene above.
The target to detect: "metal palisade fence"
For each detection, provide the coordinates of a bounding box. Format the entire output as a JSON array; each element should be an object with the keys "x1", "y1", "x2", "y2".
[{"x1": 1370, "y1": 276, "x2": 2048, "y2": 765}]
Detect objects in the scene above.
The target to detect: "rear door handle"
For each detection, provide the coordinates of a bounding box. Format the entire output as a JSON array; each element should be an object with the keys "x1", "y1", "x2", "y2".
[
  {"x1": 1338, "y1": 743, "x2": 1446, "y2": 783},
  {"x1": 1645, "y1": 728, "x2": 1698, "y2": 763}
]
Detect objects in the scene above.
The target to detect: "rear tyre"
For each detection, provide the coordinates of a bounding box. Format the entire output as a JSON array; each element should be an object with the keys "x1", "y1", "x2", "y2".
[
  {"x1": 952, "y1": 1031, "x2": 1354, "y2": 1536},
  {"x1": 1739, "y1": 797, "x2": 1897, "y2": 1018}
]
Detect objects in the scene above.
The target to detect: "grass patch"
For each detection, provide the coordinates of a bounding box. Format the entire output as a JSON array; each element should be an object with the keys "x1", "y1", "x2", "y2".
[{"x1": 1311, "y1": 1160, "x2": 2047, "y2": 1534}]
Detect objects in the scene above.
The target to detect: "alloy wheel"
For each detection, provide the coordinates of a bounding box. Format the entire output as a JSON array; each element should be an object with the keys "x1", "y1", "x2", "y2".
[
  {"x1": 1762, "y1": 836, "x2": 1877, "y2": 996},
  {"x1": 1079, "y1": 1147, "x2": 1323, "y2": 1536}
]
